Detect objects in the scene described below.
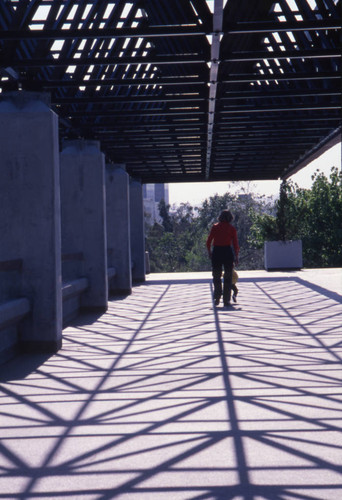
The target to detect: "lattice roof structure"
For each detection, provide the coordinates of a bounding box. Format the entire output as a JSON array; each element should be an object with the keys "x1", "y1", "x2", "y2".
[{"x1": 0, "y1": 0, "x2": 341, "y2": 183}]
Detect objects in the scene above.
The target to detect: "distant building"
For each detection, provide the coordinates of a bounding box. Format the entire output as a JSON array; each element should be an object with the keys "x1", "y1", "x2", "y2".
[{"x1": 143, "y1": 183, "x2": 169, "y2": 225}]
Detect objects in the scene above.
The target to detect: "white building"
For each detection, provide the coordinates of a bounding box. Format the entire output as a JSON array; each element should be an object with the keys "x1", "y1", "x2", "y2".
[{"x1": 143, "y1": 184, "x2": 169, "y2": 225}]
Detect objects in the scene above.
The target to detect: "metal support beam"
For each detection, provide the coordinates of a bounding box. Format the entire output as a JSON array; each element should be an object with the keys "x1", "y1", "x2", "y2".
[
  {"x1": 282, "y1": 127, "x2": 342, "y2": 179},
  {"x1": 206, "y1": 0, "x2": 224, "y2": 180},
  {"x1": 1, "y1": 20, "x2": 338, "y2": 41},
  {"x1": 3, "y1": 49, "x2": 338, "y2": 69},
  {"x1": 2, "y1": 72, "x2": 337, "y2": 93}
]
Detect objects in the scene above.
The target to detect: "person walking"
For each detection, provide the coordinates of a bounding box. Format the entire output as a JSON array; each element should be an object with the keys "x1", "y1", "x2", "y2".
[{"x1": 206, "y1": 209, "x2": 239, "y2": 306}]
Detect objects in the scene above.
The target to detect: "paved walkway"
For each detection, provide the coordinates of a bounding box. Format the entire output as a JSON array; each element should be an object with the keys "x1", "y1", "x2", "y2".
[{"x1": 0, "y1": 269, "x2": 341, "y2": 499}]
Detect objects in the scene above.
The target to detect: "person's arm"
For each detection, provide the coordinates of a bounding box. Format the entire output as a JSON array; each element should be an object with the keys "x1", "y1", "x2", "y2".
[
  {"x1": 206, "y1": 229, "x2": 214, "y2": 258},
  {"x1": 232, "y1": 227, "x2": 239, "y2": 265}
]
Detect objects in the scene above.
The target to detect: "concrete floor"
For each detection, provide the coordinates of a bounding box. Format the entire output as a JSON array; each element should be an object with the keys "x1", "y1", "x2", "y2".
[{"x1": 0, "y1": 269, "x2": 341, "y2": 499}]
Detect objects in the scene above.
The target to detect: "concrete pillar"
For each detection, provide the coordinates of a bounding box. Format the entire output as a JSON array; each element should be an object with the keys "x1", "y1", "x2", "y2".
[
  {"x1": 0, "y1": 91, "x2": 62, "y2": 353},
  {"x1": 129, "y1": 179, "x2": 146, "y2": 282},
  {"x1": 60, "y1": 140, "x2": 108, "y2": 311},
  {"x1": 106, "y1": 164, "x2": 132, "y2": 294}
]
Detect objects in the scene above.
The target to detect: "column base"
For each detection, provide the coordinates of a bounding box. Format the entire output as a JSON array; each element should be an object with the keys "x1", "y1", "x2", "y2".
[
  {"x1": 81, "y1": 305, "x2": 108, "y2": 314},
  {"x1": 109, "y1": 288, "x2": 132, "y2": 296},
  {"x1": 0, "y1": 345, "x2": 19, "y2": 365},
  {"x1": 133, "y1": 277, "x2": 146, "y2": 283},
  {"x1": 20, "y1": 339, "x2": 62, "y2": 354}
]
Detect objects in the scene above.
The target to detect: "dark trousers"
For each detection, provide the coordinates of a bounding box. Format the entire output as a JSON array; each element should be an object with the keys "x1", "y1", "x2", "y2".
[{"x1": 211, "y1": 246, "x2": 234, "y2": 303}]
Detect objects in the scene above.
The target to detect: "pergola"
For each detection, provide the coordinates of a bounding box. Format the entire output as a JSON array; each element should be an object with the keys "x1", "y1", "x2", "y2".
[{"x1": 0, "y1": 0, "x2": 341, "y2": 183}]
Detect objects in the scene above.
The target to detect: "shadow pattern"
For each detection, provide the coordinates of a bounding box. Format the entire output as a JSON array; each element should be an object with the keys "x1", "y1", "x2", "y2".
[{"x1": 0, "y1": 277, "x2": 342, "y2": 499}]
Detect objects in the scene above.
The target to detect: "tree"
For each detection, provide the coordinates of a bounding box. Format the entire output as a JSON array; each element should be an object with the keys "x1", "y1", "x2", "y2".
[
  {"x1": 301, "y1": 167, "x2": 342, "y2": 267},
  {"x1": 197, "y1": 193, "x2": 236, "y2": 230},
  {"x1": 146, "y1": 201, "x2": 200, "y2": 272},
  {"x1": 158, "y1": 199, "x2": 173, "y2": 232},
  {"x1": 248, "y1": 179, "x2": 304, "y2": 246},
  {"x1": 146, "y1": 190, "x2": 270, "y2": 272},
  {"x1": 248, "y1": 167, "x2": 342, "y2": 268},
  {"x1": 148, "y1": 168, "x2": 342, "y2": 272}
]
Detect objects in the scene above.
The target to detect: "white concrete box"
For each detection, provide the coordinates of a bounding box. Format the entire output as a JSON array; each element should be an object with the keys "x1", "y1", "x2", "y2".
[{"x1": 264, "y1": 240, "x2": 303, "y2": 271}]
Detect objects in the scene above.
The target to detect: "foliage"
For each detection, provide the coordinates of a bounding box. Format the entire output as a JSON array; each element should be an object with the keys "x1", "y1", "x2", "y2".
[
  {"x1": 248, "y1": 212, "x2": 277, "y2": 248},
  {"x1": 277, "y1": 180, "x2": 291, "y2": 241},
  {"x1": 146, "y1": 167, "x2": 342, "y2": 272},
  {"x1": 248, "y1": 179, "x2": 303, "y2": 245},
  {"x1": 146, "y1": 202, "x2": 199, "y2": 272},
  {"x1": 158, "y1": 199, "x2": 173, "y2": 232},
  {"x1": 248, "y1": 167, "x2": 342, "y2": 267},
  {"x1": 301, "y1": 167, "x2": 342, "y2": 267},
  {"x1": 197, "y1": 193, "x2": 236, "y2": 229},
  {"x1": 146, "y1": 190, "x2": 268, "y2": 272}
]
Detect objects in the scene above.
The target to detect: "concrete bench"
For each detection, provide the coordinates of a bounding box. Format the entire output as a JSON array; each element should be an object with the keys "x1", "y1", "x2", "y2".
[
  {"x1": 62, "y1": 277, "x2": 89, "y2": 300},
  {"x1": 62, "y1": 277, "x2": 89, "y2": 325},
  {"x1": 0, "y1": 298, "x2": 31, "y2": 331},
  {"x1": 0, "y1": 298, "x2": 31, "y2": 363}
]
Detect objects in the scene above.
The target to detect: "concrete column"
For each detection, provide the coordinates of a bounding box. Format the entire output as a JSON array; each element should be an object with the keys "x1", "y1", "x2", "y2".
[
  {"x1": 106, "y1": 164, "x2": 132, "y2": 294},
  {"x1": 129, "y1": 179, "x2": 146, "y2": 282},
  {"x1": 60, "y1": 140, "x2": 108, "y2": 311},
  {"x1": 0, "y1": 91, "x2": 62, "y2": 353}
]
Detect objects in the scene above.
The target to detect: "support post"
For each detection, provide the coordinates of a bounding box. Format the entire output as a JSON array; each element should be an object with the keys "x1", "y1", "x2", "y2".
[
  {"x1": 0, "y1": 91, "x2": 62, "y2": 353},
  {"x1": 60, "y1": 140, "x2": 108, "y2": 311},
  {"x1": 129, "y1": 179, "x2": 146, "y2": 282},
  {"x1": 106, "y1": 164, "x2": 132, "y2": 294}
]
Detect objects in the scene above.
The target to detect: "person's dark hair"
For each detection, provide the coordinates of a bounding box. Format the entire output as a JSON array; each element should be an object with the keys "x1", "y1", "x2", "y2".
[{"x1": 218, "y1": 210, "x2": 233, "y2": 223}]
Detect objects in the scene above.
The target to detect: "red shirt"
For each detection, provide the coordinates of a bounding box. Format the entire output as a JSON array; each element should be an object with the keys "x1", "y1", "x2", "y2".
[{"x1": 206, "y1": 222, "x2": 239, "y2": 256}]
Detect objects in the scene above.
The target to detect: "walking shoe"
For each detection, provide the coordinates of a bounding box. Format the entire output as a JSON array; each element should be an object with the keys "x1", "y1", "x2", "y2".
[
  {"x1": 232, "y1": 290, "x2": 238, "y2": 302},
  {"x1": 214, "y1": 297, "x2": 220, "y2": 306}
]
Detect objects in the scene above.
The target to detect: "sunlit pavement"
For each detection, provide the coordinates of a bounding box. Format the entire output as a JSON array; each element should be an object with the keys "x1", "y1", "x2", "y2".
[{"x1": 0, "y1": 269, "x2": 341, "y2": 500}]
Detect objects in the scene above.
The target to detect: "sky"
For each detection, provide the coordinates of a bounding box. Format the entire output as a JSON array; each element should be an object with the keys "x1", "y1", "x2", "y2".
[{"x1": 168, "y1": 142, "x2": 341, "y2": 207}]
